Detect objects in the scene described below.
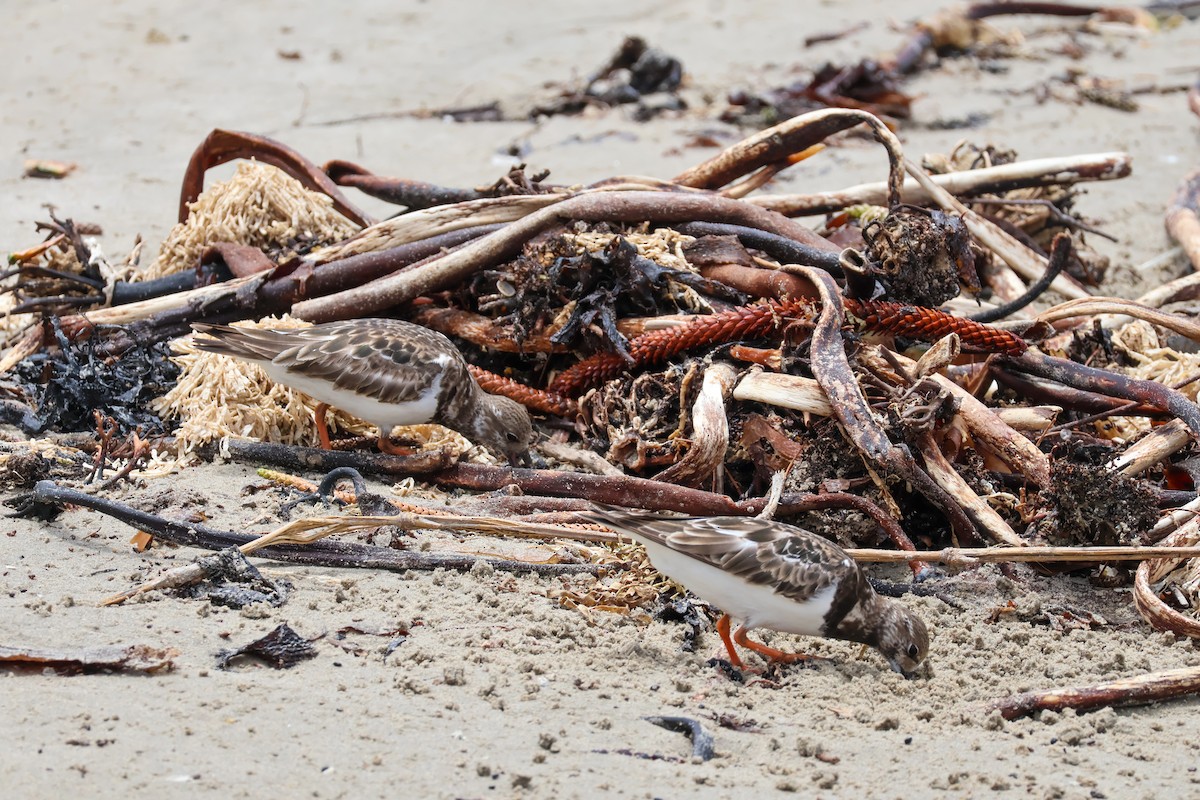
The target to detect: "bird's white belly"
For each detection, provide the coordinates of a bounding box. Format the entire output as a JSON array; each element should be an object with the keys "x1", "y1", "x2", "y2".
[
  {"x1": 641, "y1": 539, "x2": 834, "y2": 636},
  {"x1": 259, "y1": 362, "x2": 442, "y2": 431}
]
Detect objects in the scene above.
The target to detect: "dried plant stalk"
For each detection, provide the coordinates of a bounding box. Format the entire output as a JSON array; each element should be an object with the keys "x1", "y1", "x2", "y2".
[
  {"x1": 656, "y1": 362, "x2": 737, "y2": 488},
  {"x1": 732, "y1": 371, "x2": 833, "y2": 416},
  {"x1": 1134, "y1": 515, "x2": 1200, "y2": 638},
  {"x1": 311, "y1": 194, "x2": 563, "y2": 263},
  {"x1": 1152, "y1": 496, "x2": 1200, "y2": 542},
  {"x1": 1038, "y1": 297, "x2": 1200, "y2": 342},
  {"x1": 884, "y1": 351, "x2": 1052, "y2": 487},
  {"x1": 752, "y1": 152, "x2": 1131, "y2": 216},
  {"x1": 0, "y1": 324, "x2": 45, "y2": 377},
  {"x1": 102, "y1": 511, "x2": 618, "y2": 606},
  {"x1": 537, "y1": 440, "x2": 624, "y2": 477},
  {"x1": 917, "y1": 433, "x2": 1023, "y2": 546},
  {"x1": 1108, "y1": 419, "x2": 1192, "y2": 476},
  {"x1": 849, "y1": 544, "x2": 1200, "y2": 564},
  {"x1": 1136, "y1": 265, "x2": 1200, "y2": 309},
  {"x1": 994, "y1": 406, "x2": 1059, "y2": 431},
  {"x1": 69, "y1": 274, "x2": 265, "y2": 327}
]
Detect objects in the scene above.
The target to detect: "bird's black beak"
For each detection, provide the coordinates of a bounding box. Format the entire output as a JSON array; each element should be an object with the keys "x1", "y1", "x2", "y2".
[
  {"x1": 888, "y1": 658, "x2": 917, "y2": 680},
  {"x1": 509, "y1": 450, "x2": 532, "y2": 468}
]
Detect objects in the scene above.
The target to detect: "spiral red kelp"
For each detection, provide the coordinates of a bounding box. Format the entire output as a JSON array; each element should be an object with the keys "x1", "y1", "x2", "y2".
[
  {"x1": 549, "y1": 299, "x2": 813, "y2": 396},
  {"x1": 843, "y1": 299, "x2": 1028, "y2": 356},
  {"x1": 467, "y1": 365, "x2": 579, "y2": 418},
  {"x1": 548, "y1": 296, "x2": 1026, "y2": 397}
]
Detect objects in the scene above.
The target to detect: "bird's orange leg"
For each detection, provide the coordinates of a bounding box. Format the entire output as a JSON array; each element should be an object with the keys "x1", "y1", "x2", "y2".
[
  {"x1": 733, "y1": 626, "x2": 815, "y2": 664},
  {"x1": 313, "y1": 403, "x2": 333, "y2": 450},
  {"x1": 376, "y1": 428, "x2": 414, "y2": 456},
  {"x1": 715, "y1": 614, "x2": 745, "y2": 669}
]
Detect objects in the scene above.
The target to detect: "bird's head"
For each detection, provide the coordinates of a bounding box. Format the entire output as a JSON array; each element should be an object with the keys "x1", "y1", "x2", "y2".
[
  {"x1": 477, "y1": 394, "x2": 534, "y2": 466},
  {"x1": 875, "y1": 601, "x2": 929, "y2": 679}
]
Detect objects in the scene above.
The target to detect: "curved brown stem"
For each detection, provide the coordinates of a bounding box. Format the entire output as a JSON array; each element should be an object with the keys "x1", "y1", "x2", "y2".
[
  {"x1": 293, "y1": 190, "x2": 837, "y2": 323},
  {"x1": 672, "y1": 108, "x2": 905, "y2": 209},
  {"x1": 178, "y1": 129, "x2": 374, "y2": 227},
  {"x1": 324, "y1": 159, "x2": 486, "y2": 209},
  {"x1": 797, "y1": 267, "x2": 980, "y2": 545},
  {"x1": 1000, "y1": 349, "x2": 1200, "y2": 441}
]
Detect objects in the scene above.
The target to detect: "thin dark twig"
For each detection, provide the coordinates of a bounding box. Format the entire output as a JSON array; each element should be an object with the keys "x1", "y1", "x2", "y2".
[
  {"x1": 966, "y1": 198, "x2": 1116, "y2": 242},
  {"x1": 14, "y1": 265, "x2": 107, "y2": 289},
  {"x1": 18, "y1": 481, "x2": 602, "y2": 577},
  {"x1": 11, "y1": 295, "x2": 103, "y2": 314},
  {"x1": 672, "y1": 221, "x2": 844, "y2": 275},
  {"x1": 1045, "y1": 372, "x2": 1200, "y2": 434},
  {"x1": 969, "y1": 232, "x2": 1071, "y2": 322}
]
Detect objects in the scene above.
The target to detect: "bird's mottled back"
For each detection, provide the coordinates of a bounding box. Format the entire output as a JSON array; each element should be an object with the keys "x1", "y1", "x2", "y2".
[
  {"x1": 578, "y1": 510, "x2": 859, "y2": 604},
  {"x1": 191, "y1": 318, "x2": 534, "y2": 464},
  {"x1": 193, "y1": 319, "x2": 468, "y2": 407}
]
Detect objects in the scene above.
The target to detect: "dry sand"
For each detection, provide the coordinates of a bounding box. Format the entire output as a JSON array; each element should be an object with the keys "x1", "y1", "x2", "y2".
[{"x1": 4, "y1": 2, "x2": 1200, "y2": 798}]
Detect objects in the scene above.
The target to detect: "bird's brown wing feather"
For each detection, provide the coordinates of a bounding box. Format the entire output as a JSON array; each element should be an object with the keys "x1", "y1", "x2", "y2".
[
  {"x1": 581, "y1": 510, "x2": 860, "y2": 603},
  {"x1": 193, "y1": 320, "x2": 466, "y2": 405}
]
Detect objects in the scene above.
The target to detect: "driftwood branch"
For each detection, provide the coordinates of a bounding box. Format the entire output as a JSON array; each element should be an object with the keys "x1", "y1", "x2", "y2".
[
  {"x1": 25, "y1": 481, "x2": 605, "y2": 583},
  {"x1": 1134, "y1": 515, "x2": 1200, "y2": 638},
  {"x1": 1108, "y1": 419, "x2": 1192, "y2": 477},
  {"x1": 990, "y1": 666, "x2": 1200, "y2": 721},
  {"x1": 752, "y1": 152, "x2": 1131, "y2": 216},
  {"x1": 1038, "y1": 297, "x2": 1200, "y2": 342}
]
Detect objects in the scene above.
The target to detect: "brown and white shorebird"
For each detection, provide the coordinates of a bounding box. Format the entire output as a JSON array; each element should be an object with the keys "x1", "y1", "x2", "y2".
[
  {"x1": 580, "y1": 508, "x2": 929, "y2": 677},
  {"x1": 191, "y1": 319, "x2": 534, "y2": 465}
]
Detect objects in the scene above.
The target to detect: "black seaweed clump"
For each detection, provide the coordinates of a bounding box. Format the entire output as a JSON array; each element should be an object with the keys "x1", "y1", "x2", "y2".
[{"x1": 10, "y1": 322, "x2": 179, "y2": 435}]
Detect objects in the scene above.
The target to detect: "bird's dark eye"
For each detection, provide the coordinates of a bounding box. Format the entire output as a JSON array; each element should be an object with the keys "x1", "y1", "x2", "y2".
[
  {"x1": 506, "y1": 432, "x2": 520, "y2": 443},
  {"x1": 907, "y1": 644, "x2": 920, "y2": 658}
]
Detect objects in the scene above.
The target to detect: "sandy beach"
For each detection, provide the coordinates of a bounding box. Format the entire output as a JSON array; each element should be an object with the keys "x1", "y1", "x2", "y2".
[{"x1": 5, "y1": 2, "x2": 1200, "y2": 797}]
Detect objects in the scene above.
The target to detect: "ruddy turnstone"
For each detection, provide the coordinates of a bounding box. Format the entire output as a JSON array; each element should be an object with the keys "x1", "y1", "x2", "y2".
[
  {"x1": 580, "y1": 508, "x2": 929, "y2": 676},
  {"x1": 191, "y1": 319, "x2": 533, "y2": 464}
]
